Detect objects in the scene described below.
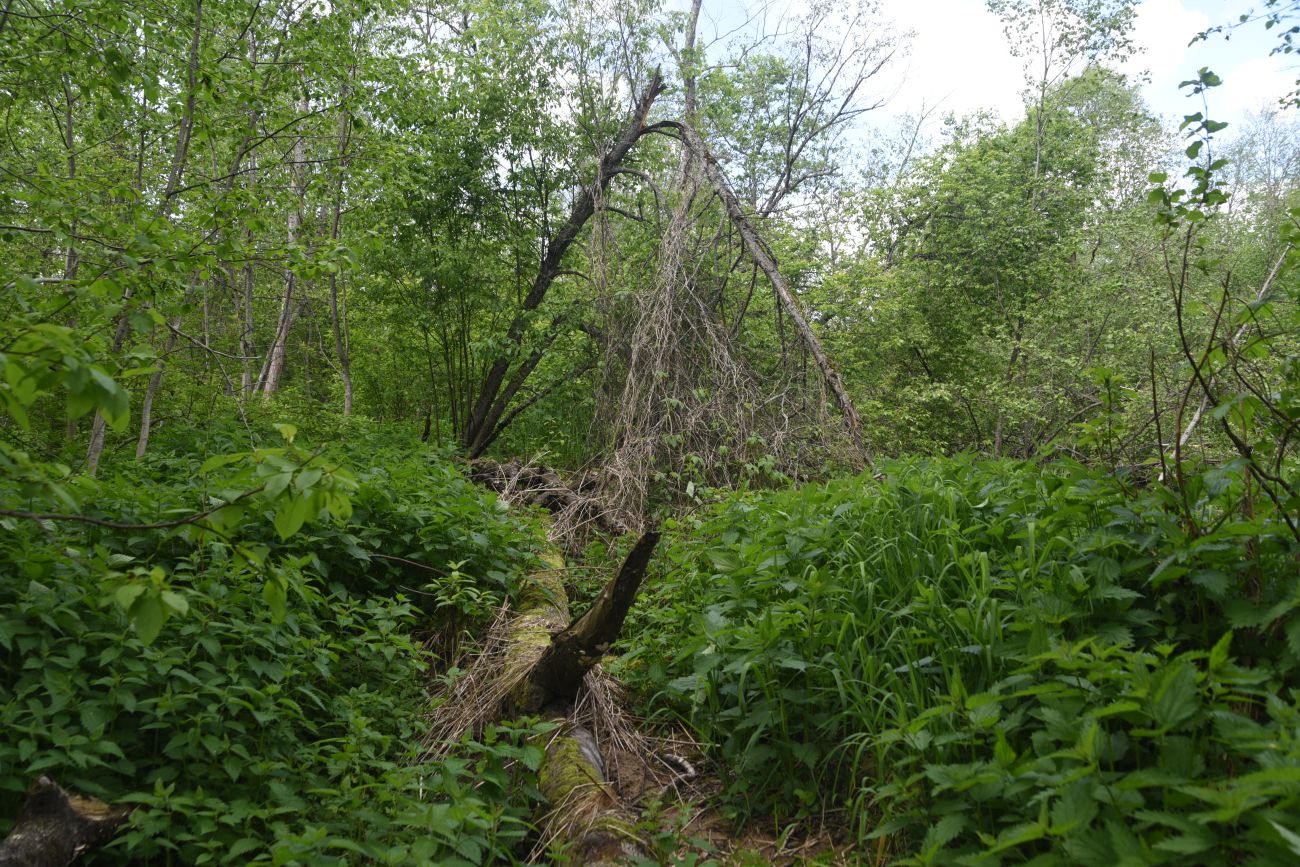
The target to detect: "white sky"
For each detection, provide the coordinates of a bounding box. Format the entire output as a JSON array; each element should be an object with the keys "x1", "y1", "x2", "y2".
[{"x1": 686, "y1": 0, "x2": 1297, "y2": 133}]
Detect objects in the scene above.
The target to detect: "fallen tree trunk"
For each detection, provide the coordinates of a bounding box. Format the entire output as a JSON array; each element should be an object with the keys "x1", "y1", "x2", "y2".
[
  {"x1": 516, "y1": 530, "x2": 660, "y2": 713},
  {"x1": 509, "y1": 531, "x2": 660, "y2": 862},
  {"x1": 681, "y1": 122, "x2": 873, "y2": 470},
  {"x1": 535, "y1": 720, "x2": 645, "y2": 864},
  {"x1": 0, "y1": 777, "x2": 130, "y2": 867},
  {"x1": 426, "y1": 519, "x2": 663, "y2": 863}
]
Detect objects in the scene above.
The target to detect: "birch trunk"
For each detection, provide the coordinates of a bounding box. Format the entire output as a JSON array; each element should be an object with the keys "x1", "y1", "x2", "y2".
[{"x1": 261, "y1": 96, "x2": 309, "y2": 396}]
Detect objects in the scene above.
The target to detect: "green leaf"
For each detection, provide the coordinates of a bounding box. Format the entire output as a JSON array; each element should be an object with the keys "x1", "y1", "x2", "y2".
[
  {"x1": 114, "y1": 583, "x2": 148, "y2": 611},
  {"x1": 131, "y1": 593, "x2": 166, "y2": 644},
  {"x1": 263, "y1": 578, "x2": 287, "y2": 623},
  {"x1": 1146, "y1": 661, "x2": 1199, "y2": 733},
  {"x1": 263, "y1": 471, "x2": 293, "y2": 499},
  {"x1": 1050, "y1": 781, "x2": 1099, "y2": 835},
  {"x1": 273, "y1": 494, "x2": 314, "y2": 540},
  {"x1": 1153, "y1": 828, "x2": 1216, "y2": 854},
  {"x1": 160, "y1": 590, "x2": 189, "y2": 616},
  {"x1": 199, "y1": 452, "x2": 245, "y2": 474}
]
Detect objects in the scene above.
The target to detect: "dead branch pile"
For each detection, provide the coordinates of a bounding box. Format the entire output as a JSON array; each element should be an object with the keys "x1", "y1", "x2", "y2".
[
  {"x1": 589, "y1": 129, "x2": 868, "y2": 526},
  {"x1": 469, "y1": 458, "x2": 631, "y2": 540}
]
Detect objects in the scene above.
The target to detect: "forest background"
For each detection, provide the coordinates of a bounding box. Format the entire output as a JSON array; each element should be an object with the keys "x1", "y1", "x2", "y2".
[{"x1": 2, "y1": 0, "x2": 1300, "y2": 863}]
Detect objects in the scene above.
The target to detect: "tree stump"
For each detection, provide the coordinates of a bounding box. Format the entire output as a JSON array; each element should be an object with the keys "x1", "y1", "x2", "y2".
[{"x1": 0, "y1": 777, "x2": 129, "y2": 867}]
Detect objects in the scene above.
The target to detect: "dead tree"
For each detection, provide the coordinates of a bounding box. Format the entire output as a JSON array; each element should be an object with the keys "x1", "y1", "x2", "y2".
[
  {"x1": 425, "y1": 518, "x2": 664, "y2": 863},
  {"x1": 460, "y1": 71, "x2": 667, "y2": 457},
  {"x1": 509, "y1": 530, "x2": 659, "y2": 715},
  {"x1": 681, "y1": 122, "x2": 873, "y2": 469}
]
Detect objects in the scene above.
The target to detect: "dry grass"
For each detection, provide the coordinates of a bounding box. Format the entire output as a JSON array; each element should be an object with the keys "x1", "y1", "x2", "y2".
[{"x1": 419, "y1": 604, "x2": 525, "y2": 760}]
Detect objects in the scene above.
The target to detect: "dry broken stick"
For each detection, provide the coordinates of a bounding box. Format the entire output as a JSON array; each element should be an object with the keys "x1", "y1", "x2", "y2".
[{"x1": 0, "y1": 777, "x2": 130, "y2": 867}]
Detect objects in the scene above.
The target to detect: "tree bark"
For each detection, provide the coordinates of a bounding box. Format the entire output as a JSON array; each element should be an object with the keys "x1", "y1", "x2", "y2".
[
  {"x1": 0, "y1": 777, "x2": 129, "y2": 866},
  {"x1": 681, "y1": 122, "x2": 873, "y2": 468},
  {"x1": 536, "y1": 721, "x2": 647, "y2": 866}
]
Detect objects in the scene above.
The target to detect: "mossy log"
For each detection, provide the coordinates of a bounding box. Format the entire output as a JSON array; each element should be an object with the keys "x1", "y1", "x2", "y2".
[
  {"x1": 536, "y1": 722, "x2": 645, "y2": 865},
  {"x1": 0, "y1": 777, "x2": 130, "y2": 867},
  {"x1": 498, "y1": 530, "x2": 660, "y2": 863},
  {"x1": 512, "y1": 530, "x2": 660, "y2": 715}
]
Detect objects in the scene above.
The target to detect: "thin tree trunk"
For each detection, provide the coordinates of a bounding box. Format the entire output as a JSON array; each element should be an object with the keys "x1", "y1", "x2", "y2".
[
  {"x1": 135, "y1": 324, "x2": 180, "y2": 458},
  {"x1": 328, "y1": 73, "x2": 355, "y2": 415},
  {"x1": 240, "y1": 227, "x2": 257, "y2": 394},
  {"x1": 461, "y1": 71, "x2": 665, "y2": 456},
  {"x1": 61, "y1": 77, "x2": 81, "y2": 444},
  {"x1": 88, "y1": 0, "x2": 202, "y2": 474},
  {"x1": 261, "y1": 96, "x2": 309, "y2": 396}
]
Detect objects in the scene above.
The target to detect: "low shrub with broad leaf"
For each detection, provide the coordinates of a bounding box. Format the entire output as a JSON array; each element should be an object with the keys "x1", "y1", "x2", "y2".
[
  {"x1": 616, "y1": 456, "x2": 1300, "y2": 864},
  {"x1": 0, "y1": 418, "x2": 547, "y2": 865}
]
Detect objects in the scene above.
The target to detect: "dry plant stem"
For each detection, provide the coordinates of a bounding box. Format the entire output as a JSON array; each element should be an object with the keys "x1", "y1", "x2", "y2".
[{"x1": 597, "y1": 141, "x2": 838, "y2": 523}]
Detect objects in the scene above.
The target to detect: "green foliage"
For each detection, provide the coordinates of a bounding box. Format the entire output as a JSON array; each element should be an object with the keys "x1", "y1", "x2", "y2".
[
  {"x1": 618, "y1": 456, "x2": 1300, "y2": 863},
  {"x1": 0, "y1": 421, "x2": 546, "y2": 864}
]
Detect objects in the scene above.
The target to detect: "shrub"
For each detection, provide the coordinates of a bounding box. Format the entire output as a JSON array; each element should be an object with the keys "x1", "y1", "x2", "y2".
[{"x1": 617, "y1": 456, "x2": 1300, "y2": 863}]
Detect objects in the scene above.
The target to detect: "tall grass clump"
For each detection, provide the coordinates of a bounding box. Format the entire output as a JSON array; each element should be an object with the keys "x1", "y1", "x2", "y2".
[{"x1": 617, "y1": 456, "x2": 1300, "y2": 864}]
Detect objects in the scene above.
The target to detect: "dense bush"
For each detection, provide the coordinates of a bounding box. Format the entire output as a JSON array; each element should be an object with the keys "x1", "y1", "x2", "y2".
[
  {"x1": 0, "y1": 421, "x2": 545, "y2": 865},
  {"x1": 617, "y1": 457, "x2": 1300, "y2": 864}
]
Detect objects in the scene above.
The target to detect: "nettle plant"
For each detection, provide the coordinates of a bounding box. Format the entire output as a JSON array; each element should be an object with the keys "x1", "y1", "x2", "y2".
[
  {"x1": 4, "y1": 421, "x2": 357, "y2": 642},
  {"x1": 1, "y1": 337, "x2": 545, "y2": 862},
  {"x1": 1146, "y1": 67, "x2": 1300, "y2": 546}
]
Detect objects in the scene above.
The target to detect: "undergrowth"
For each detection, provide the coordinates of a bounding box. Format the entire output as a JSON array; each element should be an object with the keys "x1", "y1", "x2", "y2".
[
  {"x1": 616, "y1": 456, "x2": 1300, "y2": 865},
  {"x1": 0, "y1": 418, "x2": 547, "y2": 865}
]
